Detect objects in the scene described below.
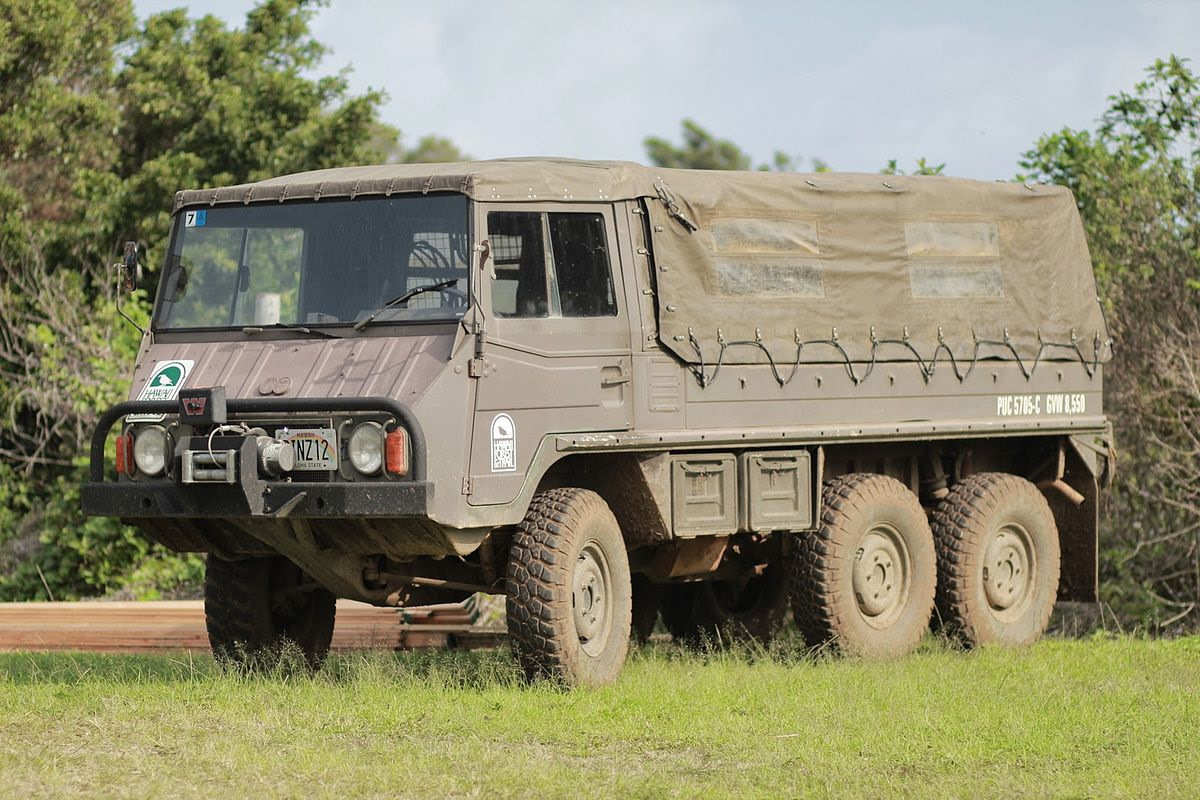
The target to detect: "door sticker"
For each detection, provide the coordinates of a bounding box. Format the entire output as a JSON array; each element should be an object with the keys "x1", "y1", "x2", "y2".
[
  {"x1": 490, "y1": 413, "x2": 516, "y2": 472},
  {"x1": 136, "y1": 360, "x2": 195, "y2": 402}
]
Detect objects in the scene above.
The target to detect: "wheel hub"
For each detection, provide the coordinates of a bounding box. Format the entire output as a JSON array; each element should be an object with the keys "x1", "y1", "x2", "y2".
[
  {"x1": 573, "y1": 542, "x2": 613, "y2": 656},
  {"x1": 852, "y1": 525, "x2": 911, "y2": 627},
  {"x1": 982, "y1": 525, "x2": 1035, "y2": 615}
]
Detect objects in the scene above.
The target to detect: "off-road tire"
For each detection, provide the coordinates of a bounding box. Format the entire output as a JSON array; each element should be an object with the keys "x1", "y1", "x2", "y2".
[
  {"x1": 204, "y1": 555, "x2": 336, "y2": 672},
  {"x1": 659, "y1": 583, "x2": 700, "y2": 643},
  {"x1": 630, "y1": 574, "x2": 664, "y2": 646},
  {"x1": 506, "y1": 488, "x2": 632, "y2": 687},
  {"x1": 790, "y1": 473, "x2": 937, "y2": 657},
  {"x1": 661, "y1": 567, "x2": 788, "y2": 647},
  {"x1": 931, "y1": 473, "x2": 1060, "y2": 647},
  {"x1": 695, "y1": 563, "x2": 788, "y2": 644}
]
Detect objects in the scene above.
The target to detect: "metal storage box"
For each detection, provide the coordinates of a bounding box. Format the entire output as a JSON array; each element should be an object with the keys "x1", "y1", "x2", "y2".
[
  {"x1": 741, "y1": 450, "x2": 813, "y2": 532},
  {"x1": 671, "y1": 454, "x2": 737, "y2": 536}
]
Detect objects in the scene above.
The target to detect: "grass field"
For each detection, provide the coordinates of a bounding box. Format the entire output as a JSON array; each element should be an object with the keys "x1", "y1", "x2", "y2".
[{"x1": 0, "y1": 636, "x2": 1197, "y2": 799}]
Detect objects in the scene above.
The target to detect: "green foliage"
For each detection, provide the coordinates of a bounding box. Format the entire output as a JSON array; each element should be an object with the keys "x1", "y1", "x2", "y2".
[
  {"x1": 0, "y1": 0, "x2": 411, "y2": 601},
  {"x1": 365, "y1": 124, "x2": 470, "y2": 165},
  {"x1": 114, "y1": 0, "x2": 386, "y2": 263},
  {"x1": 645, "y1": 118, "x2": 755, "y2": 171},
  {"x1": 1021, "y1": 55, "x2": 1200, "y2": 630},
  {"x1": 881, "y1": 157, "x2": 946, "y2": 175},
  {"x1": 645, "y1": 119, "x2": 830, "y2": 173}
]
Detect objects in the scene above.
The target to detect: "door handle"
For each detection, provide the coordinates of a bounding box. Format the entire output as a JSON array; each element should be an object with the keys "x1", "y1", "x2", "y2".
[{"x1": 601, "y1": 362, "x2": 630, "y2": 387}]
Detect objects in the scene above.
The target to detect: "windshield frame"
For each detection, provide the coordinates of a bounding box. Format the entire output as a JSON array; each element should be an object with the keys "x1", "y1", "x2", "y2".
[{"x1": 151, "y1": 193, "x2": 474, "y2": 335}]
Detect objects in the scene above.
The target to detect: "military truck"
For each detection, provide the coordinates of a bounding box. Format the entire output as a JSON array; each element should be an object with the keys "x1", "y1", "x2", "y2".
[{"x1": 82, "y1": 159, "x2": 1114, "y2": 686}]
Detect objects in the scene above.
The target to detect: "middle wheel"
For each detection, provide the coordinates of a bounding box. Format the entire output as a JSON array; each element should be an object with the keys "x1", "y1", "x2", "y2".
[
  {"x1": 660, "y1": 565, "x2": 788, "y2": 646},
  {"x1": 790, "y1": 473, "x2": 937, "y2": 657}
]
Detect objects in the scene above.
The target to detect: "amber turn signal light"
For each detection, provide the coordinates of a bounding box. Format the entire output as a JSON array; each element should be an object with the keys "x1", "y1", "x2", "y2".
[
  {"x1": 385, "y1": 428, "x2": 408, "y2": 476},
  {"x1": 115, "y1": 432, "x2": 134, "y2": 475}
]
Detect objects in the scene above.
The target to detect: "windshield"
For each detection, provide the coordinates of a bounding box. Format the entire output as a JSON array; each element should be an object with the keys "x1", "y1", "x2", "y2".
[{"x1": 156, "y1": 194, "x2": 470, "y2": 330}]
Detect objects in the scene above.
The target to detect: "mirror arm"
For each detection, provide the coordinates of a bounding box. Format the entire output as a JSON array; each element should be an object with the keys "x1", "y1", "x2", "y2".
[
  {"x1": 115, "y1": 240, "x2": 146, "y2": 335},
  {"x1": 116, "y1": 290, "x2": 146, "y2": 336}
]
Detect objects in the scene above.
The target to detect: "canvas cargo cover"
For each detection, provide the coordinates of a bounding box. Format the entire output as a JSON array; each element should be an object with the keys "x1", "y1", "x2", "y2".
[
  {"x1": 643, "y1": 168, "x2": 1112, "y2": 366},
  {"x1": 174, "y1": 158, "x2": 1111, "y2": 367}
]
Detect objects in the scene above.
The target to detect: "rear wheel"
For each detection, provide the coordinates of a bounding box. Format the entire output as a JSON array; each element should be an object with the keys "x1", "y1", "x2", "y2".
[
  {"x1": 506, "y1": 488, "x2": 632, "y2": 687},
  {"x1": 204, "y1": 554, "x2": 336, "y2": 672},
  {"x1": 931, "y1": 473, "x2": 1060, "y2": 646},
  {"x1": 790, "y1": 473, "x2": 936, "y2": 657}
]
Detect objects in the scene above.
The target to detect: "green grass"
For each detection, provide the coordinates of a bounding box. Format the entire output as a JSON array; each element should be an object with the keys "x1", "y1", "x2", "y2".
[{"x1": 0, "y1": 636, "x2": 1197, "y2": 799}]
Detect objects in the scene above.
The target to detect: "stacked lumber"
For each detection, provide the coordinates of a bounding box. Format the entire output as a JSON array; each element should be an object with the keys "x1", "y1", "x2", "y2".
[{"x1": 0, "y1": 599, "x2": 504, "y2": 653}]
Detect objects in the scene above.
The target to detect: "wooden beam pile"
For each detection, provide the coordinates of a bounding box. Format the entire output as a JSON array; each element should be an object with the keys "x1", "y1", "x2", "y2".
[{"x1": 0, "y1": 600, "x2": 504, "y2": 653}]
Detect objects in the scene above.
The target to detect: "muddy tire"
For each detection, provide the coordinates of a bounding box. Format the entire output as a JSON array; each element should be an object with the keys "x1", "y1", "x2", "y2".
[
  {"x1": 506, "y1": 488, "x2": 632, "y2": 687},
  {"x1": 630, "y1": 574, "x2": 664, "y2": 646},
  {"x1": 790, "y1": 473, "x2": 937, "y2": 657},
  {"x1": 931, "y1": 473, "x2": 1060, "y2": 646},
  {"x1": 204, "y1": 555, "x2": 336, "y2": 672},
  {"x1": 695, "y1": 564, "x2": 788, "y2": 643},
  {"x1": 658, "y1": 565, "x2": 787, "y2": 646},
  {"x1": 659, "y1": 583, "x2": 700, "y2": 643}
]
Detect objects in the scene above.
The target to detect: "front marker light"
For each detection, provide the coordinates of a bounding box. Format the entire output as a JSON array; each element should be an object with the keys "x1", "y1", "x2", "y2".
[
  {"x1": 347, "y1": 422, "x2": 384, "y2": 475},
  {"x1": 132, "y1": 425, "x2": 168, "y2": 477},
  {"x1": 115, "y1": 432, "x2": 134, "y2": 475},
  {"x1": 385, "y1": 428, "x2": 408, "y2": 476}
]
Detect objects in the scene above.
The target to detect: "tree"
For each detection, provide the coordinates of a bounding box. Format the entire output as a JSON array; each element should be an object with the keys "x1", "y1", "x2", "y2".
[
  {"x1": 881, "y1": 157, "x2": 945, "y2": 176},
  {"x1": 365, "y1": 124, "x2": 470, "y2": 165},
  {"x1": 0, "y1": 0, "x2": 420, "y2": 600},
  {"x1": 645, "y1": 119, "x2": 755, "y2": 171},
  {"x1": 645, "y1": 119, "x2": 830, "y2": 173},
  {"x1": 1022, "y1": 55, "x2": 1200, "y2": 630}
]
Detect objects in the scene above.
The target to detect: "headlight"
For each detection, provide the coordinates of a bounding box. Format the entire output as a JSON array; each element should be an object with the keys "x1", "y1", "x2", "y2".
[
  {"x1": 347, "y1": 422, "x2": 384, "y2": 475},
  {"x1": 133, "y1": 425, "x2": 168, "y2": 477}
]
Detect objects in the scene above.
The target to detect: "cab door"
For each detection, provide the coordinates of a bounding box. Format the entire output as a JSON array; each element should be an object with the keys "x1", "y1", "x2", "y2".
[{"x1": 468, "y1": 203, "x2": 632, "y2": 505}]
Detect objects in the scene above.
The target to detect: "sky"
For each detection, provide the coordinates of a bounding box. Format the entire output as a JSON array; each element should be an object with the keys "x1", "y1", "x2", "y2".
[{"x1": 132, "y1": 1, "x2": 1200, "y2": 180}]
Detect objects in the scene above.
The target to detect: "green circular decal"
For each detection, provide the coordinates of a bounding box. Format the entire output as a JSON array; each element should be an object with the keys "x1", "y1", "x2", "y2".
[{"x1": 151, "y1": 364, "x2": 184, "y2": 387}]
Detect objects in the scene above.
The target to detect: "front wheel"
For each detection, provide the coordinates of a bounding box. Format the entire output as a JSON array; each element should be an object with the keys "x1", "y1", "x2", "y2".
[
  {"x1": 506, "y1": 488, "x2": 632, "y2": 687},
  {"x1": 204, "y1": 555, "x2": 336, "y2": 672}
]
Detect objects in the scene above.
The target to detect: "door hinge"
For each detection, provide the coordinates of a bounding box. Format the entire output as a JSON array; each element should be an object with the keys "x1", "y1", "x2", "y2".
[
  {"x1": 461, "y1": 475, "x2": 473, "y2": 495},
  {"x1": 468, "y1": 357, "x2": 484, "y2": 378}
]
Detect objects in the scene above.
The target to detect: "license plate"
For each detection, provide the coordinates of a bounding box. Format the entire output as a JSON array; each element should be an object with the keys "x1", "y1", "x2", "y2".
[{"x1": 281, "y1": 428, "x2": 338, "y2": 471}]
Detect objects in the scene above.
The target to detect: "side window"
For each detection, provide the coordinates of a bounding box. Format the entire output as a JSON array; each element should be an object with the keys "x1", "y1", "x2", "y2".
[
  {"x1": 549, "y1": 213, "x2": 617, "y2": 317},
  {"x1": 488, "y1": 211, "x2": 549, "y2": 317},
  {"x1": 486, "y1": 210, "x2": 617, "y2": 318}
]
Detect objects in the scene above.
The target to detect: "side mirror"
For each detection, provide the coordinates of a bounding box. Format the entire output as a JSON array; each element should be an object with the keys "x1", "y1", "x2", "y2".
[
  {"x1": 118, "y1": 240, "x2": 143, "y2": 293},
  {"x1": 168, "y1": 262, "x2": 189, "y2": 302}
]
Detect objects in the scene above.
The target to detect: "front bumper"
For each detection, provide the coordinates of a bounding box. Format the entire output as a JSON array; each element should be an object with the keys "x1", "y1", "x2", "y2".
[
  {"x1": 81, "y1": 478, "x2": 431, "y2": 518},
  {"x1": 83, "y1": 395, "x2": 431, "y2": 519}
]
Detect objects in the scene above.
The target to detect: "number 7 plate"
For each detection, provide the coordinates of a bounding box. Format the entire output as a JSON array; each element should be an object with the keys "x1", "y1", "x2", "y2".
[{"x1": 281, "y1": 428, "x2": 338, "y2": 470}]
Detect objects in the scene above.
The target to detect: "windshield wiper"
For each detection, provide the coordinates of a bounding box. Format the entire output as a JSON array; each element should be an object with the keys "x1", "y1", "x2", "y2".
[
  {"x1": 353, "y1": 277, "x2": 461, "y2": 332},
  {"x1": 242, "y1": 322, "x2": 342, "y2": 339}
]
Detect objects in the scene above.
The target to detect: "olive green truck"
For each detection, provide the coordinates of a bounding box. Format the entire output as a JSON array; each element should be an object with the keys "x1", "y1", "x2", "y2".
[{"x1": 82, "y1": 159, "x2": 1114, "y2": 686}]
